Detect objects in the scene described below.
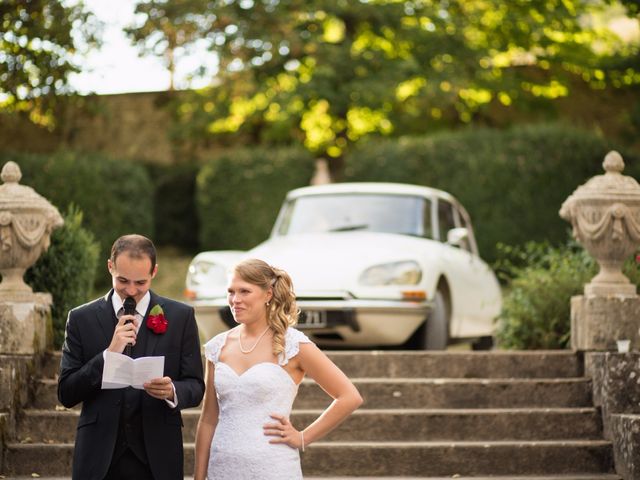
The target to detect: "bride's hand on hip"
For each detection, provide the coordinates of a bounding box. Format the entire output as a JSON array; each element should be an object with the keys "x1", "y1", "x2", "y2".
[{"x1": 263, "y1": 413, "x2": 302, "y2": 449}]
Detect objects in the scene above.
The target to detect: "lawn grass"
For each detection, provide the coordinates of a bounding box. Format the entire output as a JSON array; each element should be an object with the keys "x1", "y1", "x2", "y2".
[{"x1": 153, "y1": 247, "x2": 193, "y2": 301}]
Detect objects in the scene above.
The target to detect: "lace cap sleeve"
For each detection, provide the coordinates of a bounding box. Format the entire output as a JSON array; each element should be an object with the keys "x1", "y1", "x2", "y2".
[
  {"x1": 278, "y1": 327, "x2": 313, "y2": 366},
  {"x1": 204, "y1": 331, "x2": 228, "y2": 363}
]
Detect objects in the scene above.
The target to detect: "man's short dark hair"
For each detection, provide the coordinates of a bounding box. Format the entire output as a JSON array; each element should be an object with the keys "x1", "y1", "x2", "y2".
[{"x1": 110, "y1": 234, "x2": 157, "y2": 273}]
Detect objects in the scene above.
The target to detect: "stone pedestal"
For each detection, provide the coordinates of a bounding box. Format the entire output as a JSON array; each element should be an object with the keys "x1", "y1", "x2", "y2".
[
  {"x1": 0, "y1": 295, "x2": 52, "y2": 355},
  {"x1": 570, "y1": 295, "x2": 640, "y2": 351}
]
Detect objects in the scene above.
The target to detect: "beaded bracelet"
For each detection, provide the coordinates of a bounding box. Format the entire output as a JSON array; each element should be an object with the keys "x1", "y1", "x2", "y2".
[{"x1": 300, "y1": 431, "x2": 305, "y2": 452}]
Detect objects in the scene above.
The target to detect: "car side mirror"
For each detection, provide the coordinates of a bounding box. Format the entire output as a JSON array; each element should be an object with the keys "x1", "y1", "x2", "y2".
[{"x1": 446, "y1": 227, "x2": 469, "y2": 247}]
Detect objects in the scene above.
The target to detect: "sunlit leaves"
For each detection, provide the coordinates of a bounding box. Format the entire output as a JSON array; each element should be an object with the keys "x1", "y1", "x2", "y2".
[
  {"x1": 127, "y1": 0, "x2": 640, "y2": 160},
  {"x1": 522, "y1": 80, "x2": 570, "y2": 98},
  {"x1": 396, "y1": 77, "x2": 427, "y2": 101},
  {"x1": 459, "y1": 88, "x2": 493, "y2": 108},
  {"x1": 0, "y1": 0, "x2": 97, "y2": 125},
  {"x1": 323, "y1": 16, "x2": 345, "y2": 43},
  {"x1": 301, "y1": 99, "x2": 335, "y2": 151},
  {"x1": 347, "y1": 106, "x2": 393, "y2": 138}
]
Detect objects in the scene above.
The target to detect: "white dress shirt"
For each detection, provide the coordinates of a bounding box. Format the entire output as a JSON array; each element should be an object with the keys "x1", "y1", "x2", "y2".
[{"x1": 111, "y1": 291, "x2": 150, "y2": 332}]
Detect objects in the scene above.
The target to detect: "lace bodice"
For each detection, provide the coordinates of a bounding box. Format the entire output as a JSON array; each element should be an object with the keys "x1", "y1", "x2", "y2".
[{"x1": 203, "y1": 327, "x2": 312, "y2": 480}]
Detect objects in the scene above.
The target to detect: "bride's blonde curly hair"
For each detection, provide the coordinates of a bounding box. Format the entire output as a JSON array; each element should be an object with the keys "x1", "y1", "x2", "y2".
[{"x1": 232, "y1": 258, "x2": 299, "y2": 357}]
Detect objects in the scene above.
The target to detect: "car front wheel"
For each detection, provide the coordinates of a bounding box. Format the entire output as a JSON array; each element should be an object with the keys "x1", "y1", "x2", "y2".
[{"x1": 422, "y1": 288, "x2": 449, "y2": 350}]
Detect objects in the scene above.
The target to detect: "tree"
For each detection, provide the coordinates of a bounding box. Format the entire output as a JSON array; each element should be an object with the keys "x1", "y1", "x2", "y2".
[
  {"x1": 0, "y1": 0, "x2": 98, "y2": 126},
  {"x1": 128, "y1": 0, "x2": 639, "y2": 176},
  {"x1": 125, "y1": 0, "x2": 213, "y2": 91}
]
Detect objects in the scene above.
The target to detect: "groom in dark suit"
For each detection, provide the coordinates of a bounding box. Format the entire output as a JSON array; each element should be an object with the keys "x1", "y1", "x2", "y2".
[{"x1": 58, "y1": 234, "x2": 205, "y2": 480}]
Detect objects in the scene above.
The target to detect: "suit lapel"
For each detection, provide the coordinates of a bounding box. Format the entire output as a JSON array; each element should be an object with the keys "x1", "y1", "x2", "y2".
[
  {"x1": 96, "y1": 290, "x2": 117, "y2": 346},
  {"x1": 144, "y1": 291, "x2": 163, "y2": 357}
]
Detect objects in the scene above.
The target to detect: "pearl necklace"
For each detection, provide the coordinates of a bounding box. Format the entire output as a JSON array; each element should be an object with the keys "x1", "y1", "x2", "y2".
[{"x1": 238, "y1": 325, "x2": 271, "y2": 354}]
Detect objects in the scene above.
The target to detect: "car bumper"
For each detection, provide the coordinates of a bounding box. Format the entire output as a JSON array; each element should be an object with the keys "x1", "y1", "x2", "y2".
[{"x1": 190, "y1": 298, "x2": 432, "y2": 347}]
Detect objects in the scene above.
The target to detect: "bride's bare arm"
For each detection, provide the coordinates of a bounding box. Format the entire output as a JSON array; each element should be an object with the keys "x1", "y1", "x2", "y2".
[
  {"x1": 194, "y1": 361, "x2": 219, "y2": 480},
  {"x1": 264, "y1": 342, "x2": 363, "y2": 450},
  {"x1": 296, "y1": 343, "x2": 363, "y2": 446}
]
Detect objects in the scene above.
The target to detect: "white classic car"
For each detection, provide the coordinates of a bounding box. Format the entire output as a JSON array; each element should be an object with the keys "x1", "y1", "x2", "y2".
[{"x1": 185, "y1": 183, "x2": 502, "y2": 349}]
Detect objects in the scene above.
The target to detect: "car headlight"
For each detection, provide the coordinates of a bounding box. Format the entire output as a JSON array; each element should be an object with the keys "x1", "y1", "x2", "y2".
[
  {"x1": 186, "y1": 260, "x2": 227, "y2": 289},
  {"x1": 358, "y1": 261, "x2": 422, "y2": 286}
]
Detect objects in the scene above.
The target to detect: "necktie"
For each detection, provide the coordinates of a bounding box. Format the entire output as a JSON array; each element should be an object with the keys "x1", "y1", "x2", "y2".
[{"x1": 117, "y1": 307, "x2": 141, "y2": 332}]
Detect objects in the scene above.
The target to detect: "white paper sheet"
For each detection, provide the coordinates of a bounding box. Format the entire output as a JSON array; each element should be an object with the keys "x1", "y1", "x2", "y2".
[{"x1": 102, "y1": 351, "x2": 165, "y2": 389}]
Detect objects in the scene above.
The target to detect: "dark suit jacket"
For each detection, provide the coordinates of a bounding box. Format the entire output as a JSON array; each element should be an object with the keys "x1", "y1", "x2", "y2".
[{"x1": 58, "y1": 290, "x2": 205, "y2": 480}]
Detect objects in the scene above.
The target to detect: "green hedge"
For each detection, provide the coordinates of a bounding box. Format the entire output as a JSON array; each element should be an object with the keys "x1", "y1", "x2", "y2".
[
  {"x1": 146, "y1": 162, "x2": 199, "y2": 251},
  {"x1": 343, "y1": 123, "x2": 640, "y2": 263},
  {"x1": 25, "y1": 206, "x2": 100, "y2": 348},
  {"x1": 196, "y1": 147, "x2": 315, "y2": 250},
  {"x1": 2, "y1": 151, "x2": 154, "y2": 274},
  {"x1": 494, "y1": 239, "x2": 640, "y2": 349}
]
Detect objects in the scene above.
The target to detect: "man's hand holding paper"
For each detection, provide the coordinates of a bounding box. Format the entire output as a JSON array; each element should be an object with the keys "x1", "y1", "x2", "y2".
[
  {"x1": 102, "y1": 351, "x2": 165, "y2": 389},
  {"x1": 144, "y1": 376, "x2": 176, "y2": 401}
]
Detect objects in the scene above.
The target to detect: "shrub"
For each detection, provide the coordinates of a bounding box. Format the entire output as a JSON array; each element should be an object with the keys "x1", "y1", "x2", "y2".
[
  {"x1": 25, "y1": 206, "x2": 100, "y2": 348},
  {"x1": 196, "y1": 146, "x2": 315, "y2": 250},
  {"x1": 494, "y1": 239, "x2": 640, "y2": 349},
  {"x1": 146, "y1": 162, "x2": 199, "y2": 251},
  {"x1": 2, "y1": 151, "x2": 154, "y2": 285},
  {"x1": 343, "y1": 123, "x2": 640, "y2": 263}
]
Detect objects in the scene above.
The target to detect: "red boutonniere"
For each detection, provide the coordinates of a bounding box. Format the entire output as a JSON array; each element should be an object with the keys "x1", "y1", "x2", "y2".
[{"x1": 147, "y1": 305, "x2": 168, "y2": 334}]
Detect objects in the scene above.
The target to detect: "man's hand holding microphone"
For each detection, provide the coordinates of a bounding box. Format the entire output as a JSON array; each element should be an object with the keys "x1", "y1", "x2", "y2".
[{"x1": 108, "y1": 296, "x2": 137, "y2": 354}]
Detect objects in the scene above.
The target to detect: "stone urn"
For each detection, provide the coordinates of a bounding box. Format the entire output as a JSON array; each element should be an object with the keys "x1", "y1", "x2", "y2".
[
  {"x1": 0, "y1": 161, "x2": 63, "y2": 300},
  {"x1": 560, "y1": 151, "x2": 640, "y2": 296}
]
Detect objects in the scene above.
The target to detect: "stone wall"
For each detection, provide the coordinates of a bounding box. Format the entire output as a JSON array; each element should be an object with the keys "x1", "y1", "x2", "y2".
[
  {"x1": 0, "y1": 92, "x2": 178, "y2": 165},
  {"x1": 57, "y1": 92, "x2": 178, "y2": 164},
  {"x1": 0, "y1": 81, "x2": 639, "y2": 166},
  {"x1": 586, "y1": 352, "x2": 640, "y2": 479}
]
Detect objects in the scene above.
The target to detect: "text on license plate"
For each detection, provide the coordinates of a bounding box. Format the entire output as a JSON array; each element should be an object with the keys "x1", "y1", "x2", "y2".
[{"x1": 298, "y1": 310, "x2": 328, "y2": 328}]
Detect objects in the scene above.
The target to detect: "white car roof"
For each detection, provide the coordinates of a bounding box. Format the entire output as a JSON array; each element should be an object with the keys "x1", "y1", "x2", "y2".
[{"x1": 286, "y1": 182, "x2": 460, "y2": 203}]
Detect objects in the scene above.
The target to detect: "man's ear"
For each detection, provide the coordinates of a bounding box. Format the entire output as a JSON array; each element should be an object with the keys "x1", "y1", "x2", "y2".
[
  {"x1": 151, "y1": 264, "x2": 158, "y2": 279},
  {"x1": 107, "y1": 259, "x2": 114, "y2": 275}
]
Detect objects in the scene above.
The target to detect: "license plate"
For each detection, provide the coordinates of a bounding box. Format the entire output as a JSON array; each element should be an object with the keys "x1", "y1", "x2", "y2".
[{"x1": 298, "y1": 310, "x2": 328, "y2": 328}]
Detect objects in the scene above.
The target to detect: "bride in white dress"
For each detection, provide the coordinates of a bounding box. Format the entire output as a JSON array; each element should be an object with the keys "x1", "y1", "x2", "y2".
[{"x1": 193, "y1": 259, "x2": 363, "y2": 480}]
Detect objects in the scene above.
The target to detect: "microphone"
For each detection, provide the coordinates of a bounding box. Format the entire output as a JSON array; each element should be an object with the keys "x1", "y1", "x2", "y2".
[{"x1": 123, "y1": 296, "x2": 136, "y2": 356}]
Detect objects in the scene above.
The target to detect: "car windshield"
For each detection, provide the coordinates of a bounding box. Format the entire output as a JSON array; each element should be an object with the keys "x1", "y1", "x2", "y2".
[{"x1": 275, "y1": 194, "x2": 432, "y2": 238}]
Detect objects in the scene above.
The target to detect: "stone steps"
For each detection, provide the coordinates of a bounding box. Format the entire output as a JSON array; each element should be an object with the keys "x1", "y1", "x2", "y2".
[
  {"x1": 17, "y1": 407, "x2": 603, "y2": 443},
  {"x1": 4, "y1": 477, "x2": 624, "y2": 480},
  {"x1": 3, "y1": 350, "x2": 618, "y2": 478},
  {"x1": 32, "y1": 377, "x2": 593, "y2": 410},
  {"x1": 5, "y1": 440, "x2": 616, "y2": 477},
  {"x1": 40, "y1": 350, "x2": 584, "y2": 379}
]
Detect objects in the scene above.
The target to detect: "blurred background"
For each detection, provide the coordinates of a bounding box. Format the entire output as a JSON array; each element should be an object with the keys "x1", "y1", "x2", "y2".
[{"x1": 2, "y1": 0, "x2": 639, "y2": 348}]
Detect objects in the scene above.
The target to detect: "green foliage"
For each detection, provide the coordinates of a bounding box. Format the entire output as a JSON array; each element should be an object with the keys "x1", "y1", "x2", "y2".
[
  {"x1": 343, "y1": 123, "x2": 640, "y2": 262},
  {"x1": 0, "y1": 1, "x2": 99, "y2": 122},
  {"x1": 146, "y1": 162, "x2": 200, "y2": 251},
  {"x1": 619, "y1": 0, "x2": 640, "y2": 17},
  {"x1": 494, "y1": 239, "x2": 640, "y2": 349},
  {"x1": 127, "y1": 0, "x2": 638, "y2": 163},
  {"x1": 196, "y1": 147, "x2": 315, "y2": 250},
  {"x1": 25, "y1": 206, "x2": 100, "y2": 348},
  {"x1": 3, "y1": 151, "x2": 154, "y2": 279}
]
